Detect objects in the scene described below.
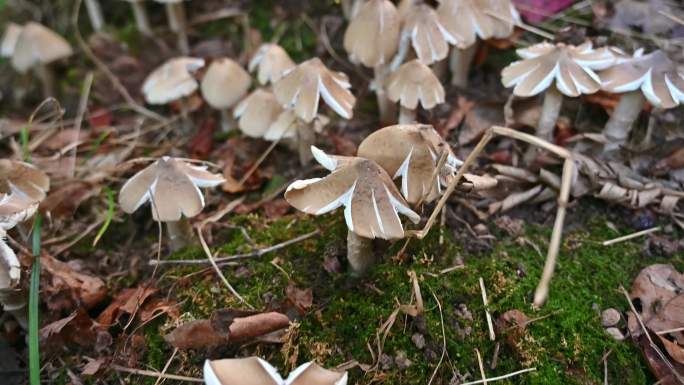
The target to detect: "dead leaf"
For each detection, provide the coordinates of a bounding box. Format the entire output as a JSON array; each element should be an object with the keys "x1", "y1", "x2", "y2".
[
  {"x1": 286, "y1": 283, "x2": 313, "y2": 314},
  {"x1": 262, "y1": 198, "x2": 291, "y2": 218},
  {"x1": 139, "y1": 297, "x2": 180, "y2": 323},
  {"x1": 41, "y1": 181, "x2": 101, "y2": 218},
  {"x1": 97, "y1": 287, "x2": 158, "y2": 327},
  {"x1": 40, "y1": 309, "x2": 103, "y2": 349},
  {"x1": 87, "y1": 107, "x2": 113, "y2": 129},
  {"x1": 41, "y1": 254, "x2": 107, "y2": 311},
  {"x1": 459, "y1": 103, "x2": 503, "y2": 145},
  {"x1": 328, "y1": 132, "x2": 357, "y2": 157},
  {"x1": 439, "y1": 96, "x2": 474, "y2": 138},
  {"x1": 188, "y1": 116, "x2": 216, "y2": 159},
  {"x1": 81, "y1": 358, "x2": 106, "y2": 376}
]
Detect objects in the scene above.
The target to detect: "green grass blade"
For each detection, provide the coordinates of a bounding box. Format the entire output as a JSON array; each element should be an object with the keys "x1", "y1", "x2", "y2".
[
  {"x1": 92, "y1": 187, "x2": 114, "y2": 247},
  {"x1": 20, "y1": 125, "x2": 31, "y2": 162},
  {"x1": 29, "y1": 214, "x2": 42, "y2": 385}
]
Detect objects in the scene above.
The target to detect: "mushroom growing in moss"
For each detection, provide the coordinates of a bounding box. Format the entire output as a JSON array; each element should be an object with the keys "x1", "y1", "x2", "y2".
[
  {"x1": 200, "y1": 58, "x2": 252, "y2": 132},
  {"x1": 118, "y1": 157, "x2": 224, "y2": 252},
  {"x1": 386, "y1": 59, "x2": 445, "y2": 124},
  {"x1": 599, "y1": 49, "x2": 684, "y2": 151},
  {"x1": 203, "y1": 357, "x2": 348, "y2": 385},
  {"x1": 155, "y1": 0, "x2": 190, "y2": 54},
  {"x1": 285, "y1": 147, "x2": 419, "y2": 276},
  {"x1": 249, "y1": 43, "x2": 296, "y2": 85}
]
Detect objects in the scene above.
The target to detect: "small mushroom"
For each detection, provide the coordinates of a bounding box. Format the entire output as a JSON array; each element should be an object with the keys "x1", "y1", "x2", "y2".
[
  {"x1": 285, "y1": 147, "x2": 419, "y2": 275},
  {"x1": 234, "y1": 89, "x2": 285, "y2": 139},
  {"x1": 437, "y1": 0, "x2": 520, "y2": 86},
  {"x1": 203, "y1": 357, "x2": 348, "y2": 385},
  {"x1": 386, "y1": 60, "x2": 445, "y2": 123},
  {"x1": 273, "y1": 58, "x2": 356, "y2": 164},
  {"x1": 84, "y1": 0, "x2": 106, "y2": 32},
  {"x1": 122, "y1": 0, "x2": 152, "y2": 35},
  {"x1": 248, "y1": 43, "x2": 296, "y2": 85},
  {"x1": 358, "y1": 124, "x2": 462, "y2": 205},
  {"x1": 1, "y1": 23, "x2": 23, "y2": 58},
  {"x1": 392, "y1": 3, "x2": 456, "y2": 69},
  {"x1": 501, "y1": 41, "x2": 615, "y2": 160},
  {"x1": 343, "y1": 0, "x2": 401, "y2": 123},
  {"x1": 11, "y1": 22, "x2": 73, "y2": 98},
  {"x1": 599, "y1": 49, "x2": 684, "y2": 151},
  {"x1": 0, "y1": 159, "x2": 51, "y2": 202},
  {"x1": 200, "y1": 58, "x2": 252, "y2": 132},
  {"x1": 118, "y1": 157, "x2": 224, "y2": 251},
  {"x1": 155, "y1": 0, "x2": 190, "y2": 54},
  {"x1": 142, "y1": 57, "x2": 205, "y2": 130}
]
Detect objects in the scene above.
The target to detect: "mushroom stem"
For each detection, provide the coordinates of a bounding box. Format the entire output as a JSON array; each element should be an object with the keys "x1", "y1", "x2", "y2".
[
  {"x1": 449, "y1": 43, "x2": 477, "y2": 87},
  {"x1": 166, "y1": 218, "x2": 194, "y2": 252},
  {"x1": 602, "y1": 91, "x2": 645, "y2": 151},
  {"x1": 130, "y1": 2, "x2": 152, "y2": 35},
  {"x1": 374, "y1": 65, "x2": 397, "y2": 124},
  {"x1": 178, "y1": 98, "x2": 192, "y2": 133},
  {"x1": 399, "y1": 106, "x2": 416, "y2": 124},
  {"x1": 35, "y1": 64, "x2": 55, "y2": 98},
  {"x1": 296, "y1": 121, "x2": 315, "y2": 165},
  {"x1": 347, "y1": 231, "x2": 375, "y2": 276},
  {"x1": 84, "y1": 0, "x2": 105, "y2": 32},
  {"x1": 220, "y1": 109, "x2": 237, "y2": 132},
  {"x1": 524, "y1": 87, "x2": 563, "y2": 163},
  {"x1": 165, "y1": 2, "x2": 190, "y2": 54},
  {"x1": 341, "y1": 0, "x2": 353, "y2": 20},
  {"x1": 0, "y1": 240, "x2": 27, "y2": 329}
]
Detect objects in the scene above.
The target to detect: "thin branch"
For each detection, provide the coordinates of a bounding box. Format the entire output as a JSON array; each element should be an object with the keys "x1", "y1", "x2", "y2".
[
  {"x1": 460, "y1": 368, "x2": 537, "y2": 385},
  {"x1": 427, "y1": 288, "x2": 446, "y2": 385},
  {"x1": 602, "y1": 227, "x2": 660, "y2": 246},
  {"x1": 479, "y1": 277, "x2": 496, "y2": 341},
  {"x1": 111, "y1": 365, "x2": 202, "y2": 383}
]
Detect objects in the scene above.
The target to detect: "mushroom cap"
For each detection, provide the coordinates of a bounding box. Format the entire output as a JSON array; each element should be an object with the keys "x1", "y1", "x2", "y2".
[
  {"x1": 273, "y1": 58, "x2": 356, "y2": 123},
  {"x1": 437, "y1": 0, "x2": 519, "y2": 48},
  {"x1": 401, "y1": 4, "x2": 456, "y2": 65},
  {"x1": 343, "y1": 0, "x2": 401, "y2": 68},
  {"x1": 501, "y1": 41, "x2": 616, "y2": 97},
  {"x1": 1, "y1": 23, "x2": 23, "y2": 58},
  {"x1": 386, "y1": 59, "x2": 445, "y2": 110},
  {"x1": 285, "y1": 147, "x2": 419, "y2": 240},
  {"x1": 285, "y1": 362, "x2": 348, "y2": 385},
  {"x1": 200, "y1": 58, "x2": 251, "y2": 110},
  {"x1": 234, "y1": 89, "x2": 285, "y2": 138},
  {"x1": 0, "y1": 159, "x2": 50, "y2": 202},
  {"x1": 600, "y1": 50, "x2": 684, "y2": 109},
  {"x1": 248, "y1": 43, "x2": 296, "y2": 85},
  {"x1": 142, "y1": 57, "x2": 205, "y2": 105},
  {"x1": 0, "y1": 193, "x2": 38, "y2": 231},
  {"x1": 203, "y1": 358, "x2": 281, "y2": 385},
  {"x1": 358, "y1": 124, "x2": 462, "y2": 204},
  {"x1": 263, "y1": 109, "x2": 299, "y2": 141},
  {"x1": 11, "y1": 22, "x2": 72, "y2": 73},
  {"x1": 118, "y1": 157, "x2": 224, "y2": 222}
]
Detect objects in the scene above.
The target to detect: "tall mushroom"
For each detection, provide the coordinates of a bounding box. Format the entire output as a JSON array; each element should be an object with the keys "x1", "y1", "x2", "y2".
[
  {"x1": 200, "y1": 58, "x2": 252, "y2": 132},
  {"x1": 118, "y1": 157, "x2": 224, "y2": 252},
  {"x1": 155, "y1": 0, "x2": 190, "y2": 54},
  {"x1": 599, "y1": 49, "x2": 684, "y2": 151},
  {"x1": 84, "y1": 0, "x2": 105, "y2": 32},
  {"x1": 386, "y1": 60, "x2": 445, "y2": 124},
  {"x1": 343, "y1": 0, "x2": 401, "y2": 124},
  {"x1": 122, "y1": 0, "x2": 152, "y2": 35},
  {"x1": 249, "y1": 43, "x2": 296, "y2": 85},
  {"x1": 392, "y1": 2, "x2": 456, "y2": 68},
  {"x1": 501, "y1": 41, "x2": 615, "y2": 160},
  {"x1": 11, "y1": 22, "x2": 73, "y2": 98},
  {"x1": 273, "y1": 58, "x2": 356, "y2": 164},
  {"x1": 437, "y1": 0, "x2": 520, "y2": 86},
  {"x1": 204, "y1": 357, "x2": 348, "y2": 385},
  {"x1": 285, "y1": 147, "x2": 419, "y2": 275}
]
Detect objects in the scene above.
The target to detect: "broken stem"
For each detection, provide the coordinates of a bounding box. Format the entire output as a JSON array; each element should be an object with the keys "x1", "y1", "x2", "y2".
[
  {"x1": 165, "y1": 2, "x2": 189, "y2": 54},
  {"x1": 399, "y1": 106, "x2": 416, "y2": 124},
  {"x1": 166, "y1": 218, "x2": 194, "y2": 252},
  {"x1": 347, "y1": 231, "x2": 375, "y2": 276},
  {"x1": 130, "y1": 1, "x2": 152, "y2": 35},
  {"x1": 374, "y1": 64, "x2": 397, "y2": 124},
  {"x1": 450, "y1": 43, "x2": 478, "y2": 87},
  {"x1": 603, "y1": 91, "x2": 645, "y2": 151}
]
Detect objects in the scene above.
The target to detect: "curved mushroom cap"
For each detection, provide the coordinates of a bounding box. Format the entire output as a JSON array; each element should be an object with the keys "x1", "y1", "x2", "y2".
[
  {"x1": 0, "y1": 160, "x2": 50, "y2": 202},
  {"x1": 386, "y1": 60, "x2": 445, "y2": 110},
  {"x1": 0, "y1": 193, "x2": 38, "y2": 231},
  {"x1": 11, "y1": 22, "x2": 72, "y2": 73},
  {"x1": 286, "y1": 362, "x2": 348, "y2": 385},
  {"x1": 118, "y1": 157, "x2": 224, "y2": 222},
  {"x1": 1, "y1": 23, "x2": 23, "y2": 58},
  {"x1": 273, "y1": 58, "x2": 356, "y2": 123},
  {"x1": 437, "y1": 0, "x2": 519, "y2": 48},
  {"x1": 343, "y1": 0, "x2": 401, "y2": 68},
  {"x1": 142, "y1": 57, "x2": 205, "y2": 104},
  {"x1": 285, "y1": 147, "x2": 419, "y2": 240},
  {"x1": 401, "y1": 4, "x2": 456, "y2": 65},
  {"x1": 248, "y1": 43, "x2": 296, "y2": 85},
  {"x1": 600, "y1": 50, "x2": 684, "y2": 109},
  {"x1": 200, "y1": 58, "x2": 251, "y2": 110},
  {"x1": 358, "y1": 124, "x2": 462, "y2": 204},
  {"x1": 203, "y1": 358, "x2": 281, "y2": 385},
  {"x1": 234, "y1": 89, "x2": 285, "y2": 138},
  {"x1": 263, "y1": 109, "x2": 299, "y2": 141},
  {"x1": 501, "y1": 41, "x2": 616, "y2": 97}
]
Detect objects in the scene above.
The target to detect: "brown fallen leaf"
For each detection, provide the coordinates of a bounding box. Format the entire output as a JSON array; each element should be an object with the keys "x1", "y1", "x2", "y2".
[
  {"x1": 439, "y1": 96, "x2": 474, "y2": 138},
  {"x1": 41, "y1": 181, "x2": 101, "y2": 218},
  {"x1": 459, "y1": 103, "x2": 504, "y2": 146},
  {"x1": 188, "y1": 116, "x2": 216, "y2": 159},
  {"x1": 139, "y1": 297, "x2": 180, "y2": 323},
  {"x1": 97, "y1": 286, "x2": 158, "y2": 327},
  {"x1": 40, "y1": 309, "x2": 104, "y2": 350},
  {"x1": 654, "y1": 147, "x2": 684, "y2": 175},
  {"x1": 286, "y1": 282, "x2": 313, "y2": 314},
  {"x1": 41, "y1": 254, "x2": 107, "y2": 311}
]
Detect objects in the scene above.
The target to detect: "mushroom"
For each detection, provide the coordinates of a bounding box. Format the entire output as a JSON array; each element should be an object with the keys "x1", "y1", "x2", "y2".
[
  {"x1": 343, "y1": 0, "x2": 401, "y2": 124},
  {"x1": 200, "y1": 58, "x2": 252, "y2": 132},
  {"x1": 203, "y1": 357, "x2": 348, "y2": 385},
  {"x1": 437, "y1": 0, "x2": 520, "y2": 86},
  {"x1": 1, "y1": 23, "x2": 23, "y2": 58},
  {"x1": 0, "y1": 159, "x2": 51, "y2": 202},
  {"x1": 248, "y1": 43, "x2": 296, "y2": 85},
  {"x1": 358, "y1": 124, "x2": 462, "y2": 205},
  {"x1": 501, "y1": 41, "x2": 615, "y2": 160},
  {"x1": 234, "y1": 89, "x2": 285, "y2": 139},
  {"x1": 84, "y1": 0, "x2": 105, "y2": 32},
  {"x1": 11, "y1": 22, "x2": 73, "y2": 98},
  {"x1": 118, "y1": 157, "x2": 225, "y2": 251},
  {"x1": 155, "y1": 0, "x2": 190, "y2": 54},
  {"x1": 142, "y1": 57, "x2": 205, "y2": 130},
  {"x1": 285, "y1": 147, "x2": 419, "y2": 276},
  {"x1": 122, "y1": 0, "x2": 152, "y2": 35},
  {"x1": 386, "y1": 59, "x2": 445, "y2": 123},
  {"x1": 273, "y1": 58, "x2": 356, "y2": 164},
  {"x1": 599, "y1": 49, "x2": 684, "y2": 151}
]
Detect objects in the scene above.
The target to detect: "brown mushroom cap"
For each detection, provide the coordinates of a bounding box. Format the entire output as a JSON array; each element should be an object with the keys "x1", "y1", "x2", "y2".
[
  {"x1": 401, "y1": 4, "x2": 456, "y2": 65},
  {"x1": 600, "y1": 50, "x2": 684, "y2": 109},
  {"x1": 118, "y1": 157, "x2": 224, "y2": 222},
  {"x1": 204, "y1": 358, "x2": 281, "y2": 385},
  {"x1": 501, "y1": 41, "x2": 616, "y2": 97},
  {"x1": 0, "y1": 159, "x2": 50, "y2": 202},
  {"x1": 263, "y1": 109, "x2": 300, "y2": 141},
  {"x1": 0, "y1": 193, "x2": 38, "y2": 231},
  {"x1": 273, "y1": 58, "x2": 356, "y2": 123},
  {"x1": 386, "y1": 60, "x2": 445, "y2": 110},
  {"x1": 142, "y1": 57, "x2": 205, "y2": 104},
  {"x1": 437, "y1": 0, "x2": 519, "y2": 48},
  {"x1": 285, "y1": 147, "x2": 419, "y2": 239},
  {"x1": 200, "y1": 58, "x2": 251, "y2": 110},
  {"x1": 1, "y1": 23, "x2": 22, "y2": 58},
  {"x1": 358, "y1": 124, "x2": 461, "y2": 204},
  {"x1": 234, "y1": 89, "x2": 285, "y2": 138},
  {"x1": 11, "y1": 22, "x2": 72, "y2": 73},
  {"x1": 343, "y1": 0, "x2": 401, "y2": 68},
  {"x1": 248, "y1": 43, "x2": 296, "y2": 85},
  {"x1": 286, "y1": 362, "x2": 348, "y2": 385}
]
